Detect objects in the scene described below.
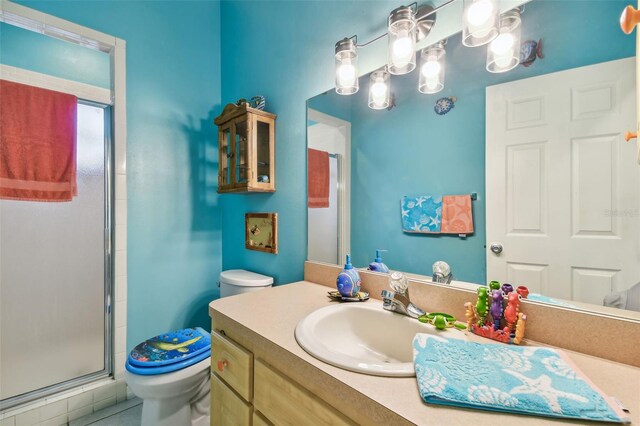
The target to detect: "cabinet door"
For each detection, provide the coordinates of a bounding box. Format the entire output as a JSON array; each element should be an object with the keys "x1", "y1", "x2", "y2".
[
  {"x1": 253, "y1": 411, "x2": 273, "y2": 426},
  {"x1": 233, "y1": 116, "x2": 251, "y2": 185},
  {"x1": 211, "y1": 329, "x2": 253, "y2": 401},
  {"x1": 211, "y1": 373, "x2": 252, "y2": 426},
  {"x1": 251, "y1": 114, "x2": 275, "y2": 191},
  {"x1": 218, "y1": 123, "x2": 232, "y2": 188},
  {"x1": 254, "y1": 359, "x2": 355, "y2": 426}
]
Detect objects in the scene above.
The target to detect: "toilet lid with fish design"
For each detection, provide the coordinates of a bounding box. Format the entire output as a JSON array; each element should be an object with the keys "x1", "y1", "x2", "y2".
[{"x1": 127, "y1": 327, "x2": 211, "y2": 369}]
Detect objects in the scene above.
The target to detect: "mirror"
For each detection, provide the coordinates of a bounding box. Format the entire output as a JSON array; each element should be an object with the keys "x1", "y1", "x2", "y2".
[{"x1": 307, "y1": 0, "x2": 640, "y2": 318}]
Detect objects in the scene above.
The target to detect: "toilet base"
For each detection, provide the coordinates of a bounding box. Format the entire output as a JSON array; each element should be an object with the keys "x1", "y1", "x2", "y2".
[{"x1": 140, "y1": 373, "x2": 210, "y2": 426}]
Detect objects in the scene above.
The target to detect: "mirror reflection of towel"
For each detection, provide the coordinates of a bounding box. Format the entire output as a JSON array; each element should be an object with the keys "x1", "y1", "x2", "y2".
[
  {"x1": 307, "y1": 148, "x2": 329, "y2": 208},
  {"x1": 604, "y1": 282, "x2": 640, "y2": 312},
  {"x1": 401, "y1": 196, "x2": 442, "y2": 233},
  {"x1": 441, "y1": 195, "x2": 474, "y2": 234}
]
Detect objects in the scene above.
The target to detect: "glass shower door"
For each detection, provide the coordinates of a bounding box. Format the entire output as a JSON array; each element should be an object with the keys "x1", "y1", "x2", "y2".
[{"x1": 0, "y1": 102, "x2": 111, "y2": 407}]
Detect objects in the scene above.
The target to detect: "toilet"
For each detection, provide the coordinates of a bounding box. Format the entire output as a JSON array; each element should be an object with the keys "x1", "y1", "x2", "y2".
[{"x1": 125, "y1": 269, "x2": 273, "y2": 426}]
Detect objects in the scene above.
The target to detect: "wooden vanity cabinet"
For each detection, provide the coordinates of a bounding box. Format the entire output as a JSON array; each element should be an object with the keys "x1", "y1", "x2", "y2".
[
  {"x1": 210, "y1": 329, "x2": 354, "y2": 426},
  {"x1": 214, "y1": 103, "x2": 276, "y2": 193}
]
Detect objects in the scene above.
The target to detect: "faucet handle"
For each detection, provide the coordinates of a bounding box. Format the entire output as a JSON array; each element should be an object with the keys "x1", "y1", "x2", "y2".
[{"x1": 389, "y1": 271, "x2": 408, "y2": 293}]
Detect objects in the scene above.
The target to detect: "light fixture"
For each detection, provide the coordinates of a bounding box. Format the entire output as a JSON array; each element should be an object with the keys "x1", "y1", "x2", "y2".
[
  {"x1": 419, "y1": 40, "x2": 446, "y2": 94},
  {"x1": 335, "y1": 37, "x2": 359, "y2": 95},
  {"x1": 486, "y1": 9, "x2": 521, "y2": 73},
  {"x1": 388, "y1": 5, "x2": 417, "y2": 75},
  {"x1": 462, "y1": 0, "x2": 499, "y2": 47},
  {"x1": 368, "y1": 69, "x2": 391, "y2": 110}
]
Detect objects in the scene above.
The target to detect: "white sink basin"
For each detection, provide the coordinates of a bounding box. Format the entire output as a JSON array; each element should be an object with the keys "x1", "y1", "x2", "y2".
[{"x1": 294, "y1": 302, "x2": 466, "y2": 377}]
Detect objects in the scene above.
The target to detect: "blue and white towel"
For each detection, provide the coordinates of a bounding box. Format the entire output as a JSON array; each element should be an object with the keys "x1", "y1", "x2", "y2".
[
  {"x1": 413, "y1": 335, "x2": 629, "y2": 423},
  {"x1": 401, "y1": 196, "x2": 442, "y2": 233}
]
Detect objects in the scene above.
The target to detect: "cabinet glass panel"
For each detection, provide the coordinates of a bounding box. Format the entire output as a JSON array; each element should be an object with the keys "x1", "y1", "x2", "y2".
[
  {"x1": 220, "y1": 126, "x2": 232, "y2": 186},
  {"x1": 256, "y1": 120, "x2": 271, "y2": 183},
  {"x1": 235, "y1": 119, "x2": 249, "y2": 184}
]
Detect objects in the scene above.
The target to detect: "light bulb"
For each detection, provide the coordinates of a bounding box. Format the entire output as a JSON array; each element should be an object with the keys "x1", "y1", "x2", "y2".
[
  {"x1": 490, "y1": 33, "x2": 515, "y2": 55},
  {"x1": 392, "y1": 30, "x2": 413, "y2": 69},
  {"x1": 337, "y1": 62, "x2": 356, "y2": 87},
  {"x1": 467, "y1": 0, "x2": 494, "y2": 26},
  {"x1": 421, "y1": 60, "x2": 441, "y2": 78},
  {"x1": 485, "y1": 8, "x2": 521, "y2": 73},
  {"x1": 371, "y1": 81, "x2": 388, "y2": 106}
]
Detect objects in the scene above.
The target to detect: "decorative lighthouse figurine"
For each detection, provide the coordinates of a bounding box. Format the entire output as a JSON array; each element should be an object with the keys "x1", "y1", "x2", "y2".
[{"x1": 336, "y1": 255, "x2": 361, "y2": 298}]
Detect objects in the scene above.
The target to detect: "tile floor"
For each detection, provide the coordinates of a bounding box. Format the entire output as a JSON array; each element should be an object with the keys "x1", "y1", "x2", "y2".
[{"x1": 70, "y1": 399, "x2": 141, "y2": 426}]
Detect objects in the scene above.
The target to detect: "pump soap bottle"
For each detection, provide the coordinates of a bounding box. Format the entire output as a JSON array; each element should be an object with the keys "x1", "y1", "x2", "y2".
[
  {"x1": 367, "y1": 249, "x2": 389, "y2": 273},
  {"x1": 336, "y1": 255, "x2": 361, "y2": 298}
]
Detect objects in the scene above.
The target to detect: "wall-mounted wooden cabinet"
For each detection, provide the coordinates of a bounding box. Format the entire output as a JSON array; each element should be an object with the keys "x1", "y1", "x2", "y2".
[{"x1": 215, "y1": 103, "x2": 276, "y2": 193}]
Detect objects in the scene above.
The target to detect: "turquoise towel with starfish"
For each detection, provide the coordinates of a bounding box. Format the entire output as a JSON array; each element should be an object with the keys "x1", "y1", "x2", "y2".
[
  {"x1": 413, "y1": 335, "x2": 629, "y2": 423},
  {"x1": 401, "y1": 196, "x2": 442, "y2": 233}
]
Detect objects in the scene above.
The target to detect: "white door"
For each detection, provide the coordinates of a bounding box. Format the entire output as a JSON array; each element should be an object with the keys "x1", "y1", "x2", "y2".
[{"x1": 486, "y1": 57, "x2": 640, "y2": 305}]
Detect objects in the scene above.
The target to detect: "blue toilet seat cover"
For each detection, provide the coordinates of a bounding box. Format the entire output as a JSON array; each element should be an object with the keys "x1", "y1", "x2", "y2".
[
  {"x1": 128, "y1": 327, "x2": 211, "y2": 368},
  {"x1": 126, "y1": 349, "x2": 210, "y2": 375}
]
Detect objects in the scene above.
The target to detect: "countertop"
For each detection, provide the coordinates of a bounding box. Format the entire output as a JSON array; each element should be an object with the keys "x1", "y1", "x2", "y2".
[{"x1": 209, "y1": 281, "x2": 640, "y2": 425}]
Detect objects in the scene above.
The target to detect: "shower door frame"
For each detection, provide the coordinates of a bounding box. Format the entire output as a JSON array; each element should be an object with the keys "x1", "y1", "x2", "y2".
[{"x1": 0, "y1": 0, "x2": 127, "y2": 411}]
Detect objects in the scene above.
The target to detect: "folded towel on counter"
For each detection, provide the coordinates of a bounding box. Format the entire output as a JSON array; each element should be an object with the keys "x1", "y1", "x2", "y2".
[
  {"x1": 0, "y1": 80, "x2": 78, "y2": 202},
  {"x1": 307, "y1": 148, "x2": 329, "y2": 208},
  {"x1": 441, "y1": 194, "x2": 474, "y2": 235},
  {"x1": 413, "y1": 334, "x2": 629, "y2": 423},
  {"x1": 526, "y1": 293, "x2": 576, "y2": 308},
  {"x1": 401, "y1": 196, "x2": 442, "y2": 233}
]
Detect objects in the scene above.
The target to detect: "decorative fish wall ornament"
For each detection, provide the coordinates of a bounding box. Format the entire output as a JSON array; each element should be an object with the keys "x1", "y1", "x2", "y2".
[
  {"x1": 520, "y1": 39, "x2": 544, "y2": 67},
  {"x1": 434, "y1": 96, "x2": 456, "y2": 115}
]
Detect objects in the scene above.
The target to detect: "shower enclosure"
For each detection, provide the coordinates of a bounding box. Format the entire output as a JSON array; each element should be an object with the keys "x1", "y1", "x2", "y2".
[{"x1": 0, "y1": 102, "x2": 113, "y2": 409}]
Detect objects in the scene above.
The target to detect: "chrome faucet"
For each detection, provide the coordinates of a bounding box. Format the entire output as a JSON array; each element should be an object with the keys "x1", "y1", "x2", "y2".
[{"x1": 381, "y1": 271, "x2": 425, "y2": 319}]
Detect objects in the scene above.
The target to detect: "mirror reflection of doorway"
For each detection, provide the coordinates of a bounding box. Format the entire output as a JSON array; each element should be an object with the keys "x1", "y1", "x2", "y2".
[{"x1": 307, "y1": 109, "x2": 351, "y2": 264}]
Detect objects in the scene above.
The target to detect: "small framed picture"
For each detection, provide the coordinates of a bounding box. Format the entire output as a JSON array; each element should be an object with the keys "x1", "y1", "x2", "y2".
[{"x1": 245, "y1": 213, "x2": 278, "y2": 254}]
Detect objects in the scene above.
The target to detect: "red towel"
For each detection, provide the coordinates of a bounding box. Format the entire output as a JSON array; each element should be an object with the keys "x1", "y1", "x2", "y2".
[
  {"x1": 307, "y1": 148, "x2": 329, "y2": 208},
  {"x1": 0, "y1": 80, "x2": 78, "y2": 202}
]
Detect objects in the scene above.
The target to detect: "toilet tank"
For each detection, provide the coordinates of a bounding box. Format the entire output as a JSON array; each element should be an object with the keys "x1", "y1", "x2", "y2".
[{"x1": 218, "y1": 269, "x2": 274, "y2": 298}]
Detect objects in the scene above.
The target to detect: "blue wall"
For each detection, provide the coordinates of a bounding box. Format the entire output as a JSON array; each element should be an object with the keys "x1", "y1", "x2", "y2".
[
  {"x1": 6, "y1": 0, "x2": 633, "y2": 349},
  {"x1": 15, "y1": 0, "x2": 223, "y2": 350},
  {"x1": 0, "y1": 23, "x2": 111, "y2": 88},
  {"x1": 307, "y1": 0, "x2": 633, "y2": 283},
  {"x1": 219, "y1": 0, "x2": 402, "y2": 283}
]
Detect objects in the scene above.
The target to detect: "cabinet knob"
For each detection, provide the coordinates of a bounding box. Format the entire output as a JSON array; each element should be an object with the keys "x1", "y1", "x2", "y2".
[
  {"x1": 620, "y1": 5, "x2": 640, "y2": 34},
  {"x1": 217, "y1": 359, "x2": 228, "y2": 372},
  {"x1": 625, "y1": 131, "x2": 637, "y2": 142}
]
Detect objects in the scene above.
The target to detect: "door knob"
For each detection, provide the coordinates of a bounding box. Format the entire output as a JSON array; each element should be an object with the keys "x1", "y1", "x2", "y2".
[
  {"x1": 490, "y1": 243, "x2": 503, "y2": 254},
  {"x1": 620, "y1": 5, "x2": 640, "y2": 34},
  {"x1": 625, "y1": 131, "x2": 637, "y2": 141}
]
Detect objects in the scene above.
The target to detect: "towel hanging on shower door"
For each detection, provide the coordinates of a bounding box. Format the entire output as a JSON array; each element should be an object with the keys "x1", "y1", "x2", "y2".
[{"x1": 0, "y1": 79, "x2": 78, "y2": 202}]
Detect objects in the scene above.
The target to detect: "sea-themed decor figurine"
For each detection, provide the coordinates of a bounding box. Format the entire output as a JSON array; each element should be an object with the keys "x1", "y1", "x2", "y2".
[
  {"x1": 336, "y1": 254, "x2": 361, "y2": 298},
  {"x1": 434, "y1": 96, "x2": 456, "y2": 115},
  {"x1": 465, "y1": 280, "x2": 528, "y2": 345},
  {"x1": 475, "y1": 287, "x2": 488, "y2": 326},
  {"x1": 520, "y1": 39, "x2": 543, "y2": 67},
  {"x1": 504, "y1": 291, "x2": 521, "y2": 333},
  {"x1": 250, "y1": 95, "x2": 266, "y2": 110},
  {"x1": 490, "y1": 290, "x2": 503, "y2": 330}
]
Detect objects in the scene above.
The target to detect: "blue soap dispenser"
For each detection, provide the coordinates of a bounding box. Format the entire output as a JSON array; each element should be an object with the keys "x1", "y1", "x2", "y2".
[
  {"x1": 368, "y1": 249, "x2": 389, "y2": 273},
  {"x1": 336, "y1": 254, "x2": 361, "y2": 297}
]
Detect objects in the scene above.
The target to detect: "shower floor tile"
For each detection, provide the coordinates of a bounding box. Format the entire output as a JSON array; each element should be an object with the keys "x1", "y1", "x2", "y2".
[{"x1": 70, "y1": 398, "x2": 141, "y2": 426}]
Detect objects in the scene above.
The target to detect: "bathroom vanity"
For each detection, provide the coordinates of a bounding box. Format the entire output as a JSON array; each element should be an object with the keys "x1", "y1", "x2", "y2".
[{"x1": 209, "y1": 273, "x2": 640, "y2": 425}]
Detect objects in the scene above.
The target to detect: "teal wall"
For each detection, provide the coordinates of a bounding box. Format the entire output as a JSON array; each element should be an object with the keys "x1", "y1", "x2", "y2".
[
  {"x1": 306, "y1": 0, "x2": 633, "y2": 283},
  {"x1": 219, "y1": 0, "x2": 417, "y2": 283},
  {"x1": 0, "y1": 23, "x2": 111, "y2": 88},
  {"x1": 14, "y1": 0, "x2": 223, "y2": 350},
  {"x1": 5, "y1": 0, "x2": 633, "y2": 350}
]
